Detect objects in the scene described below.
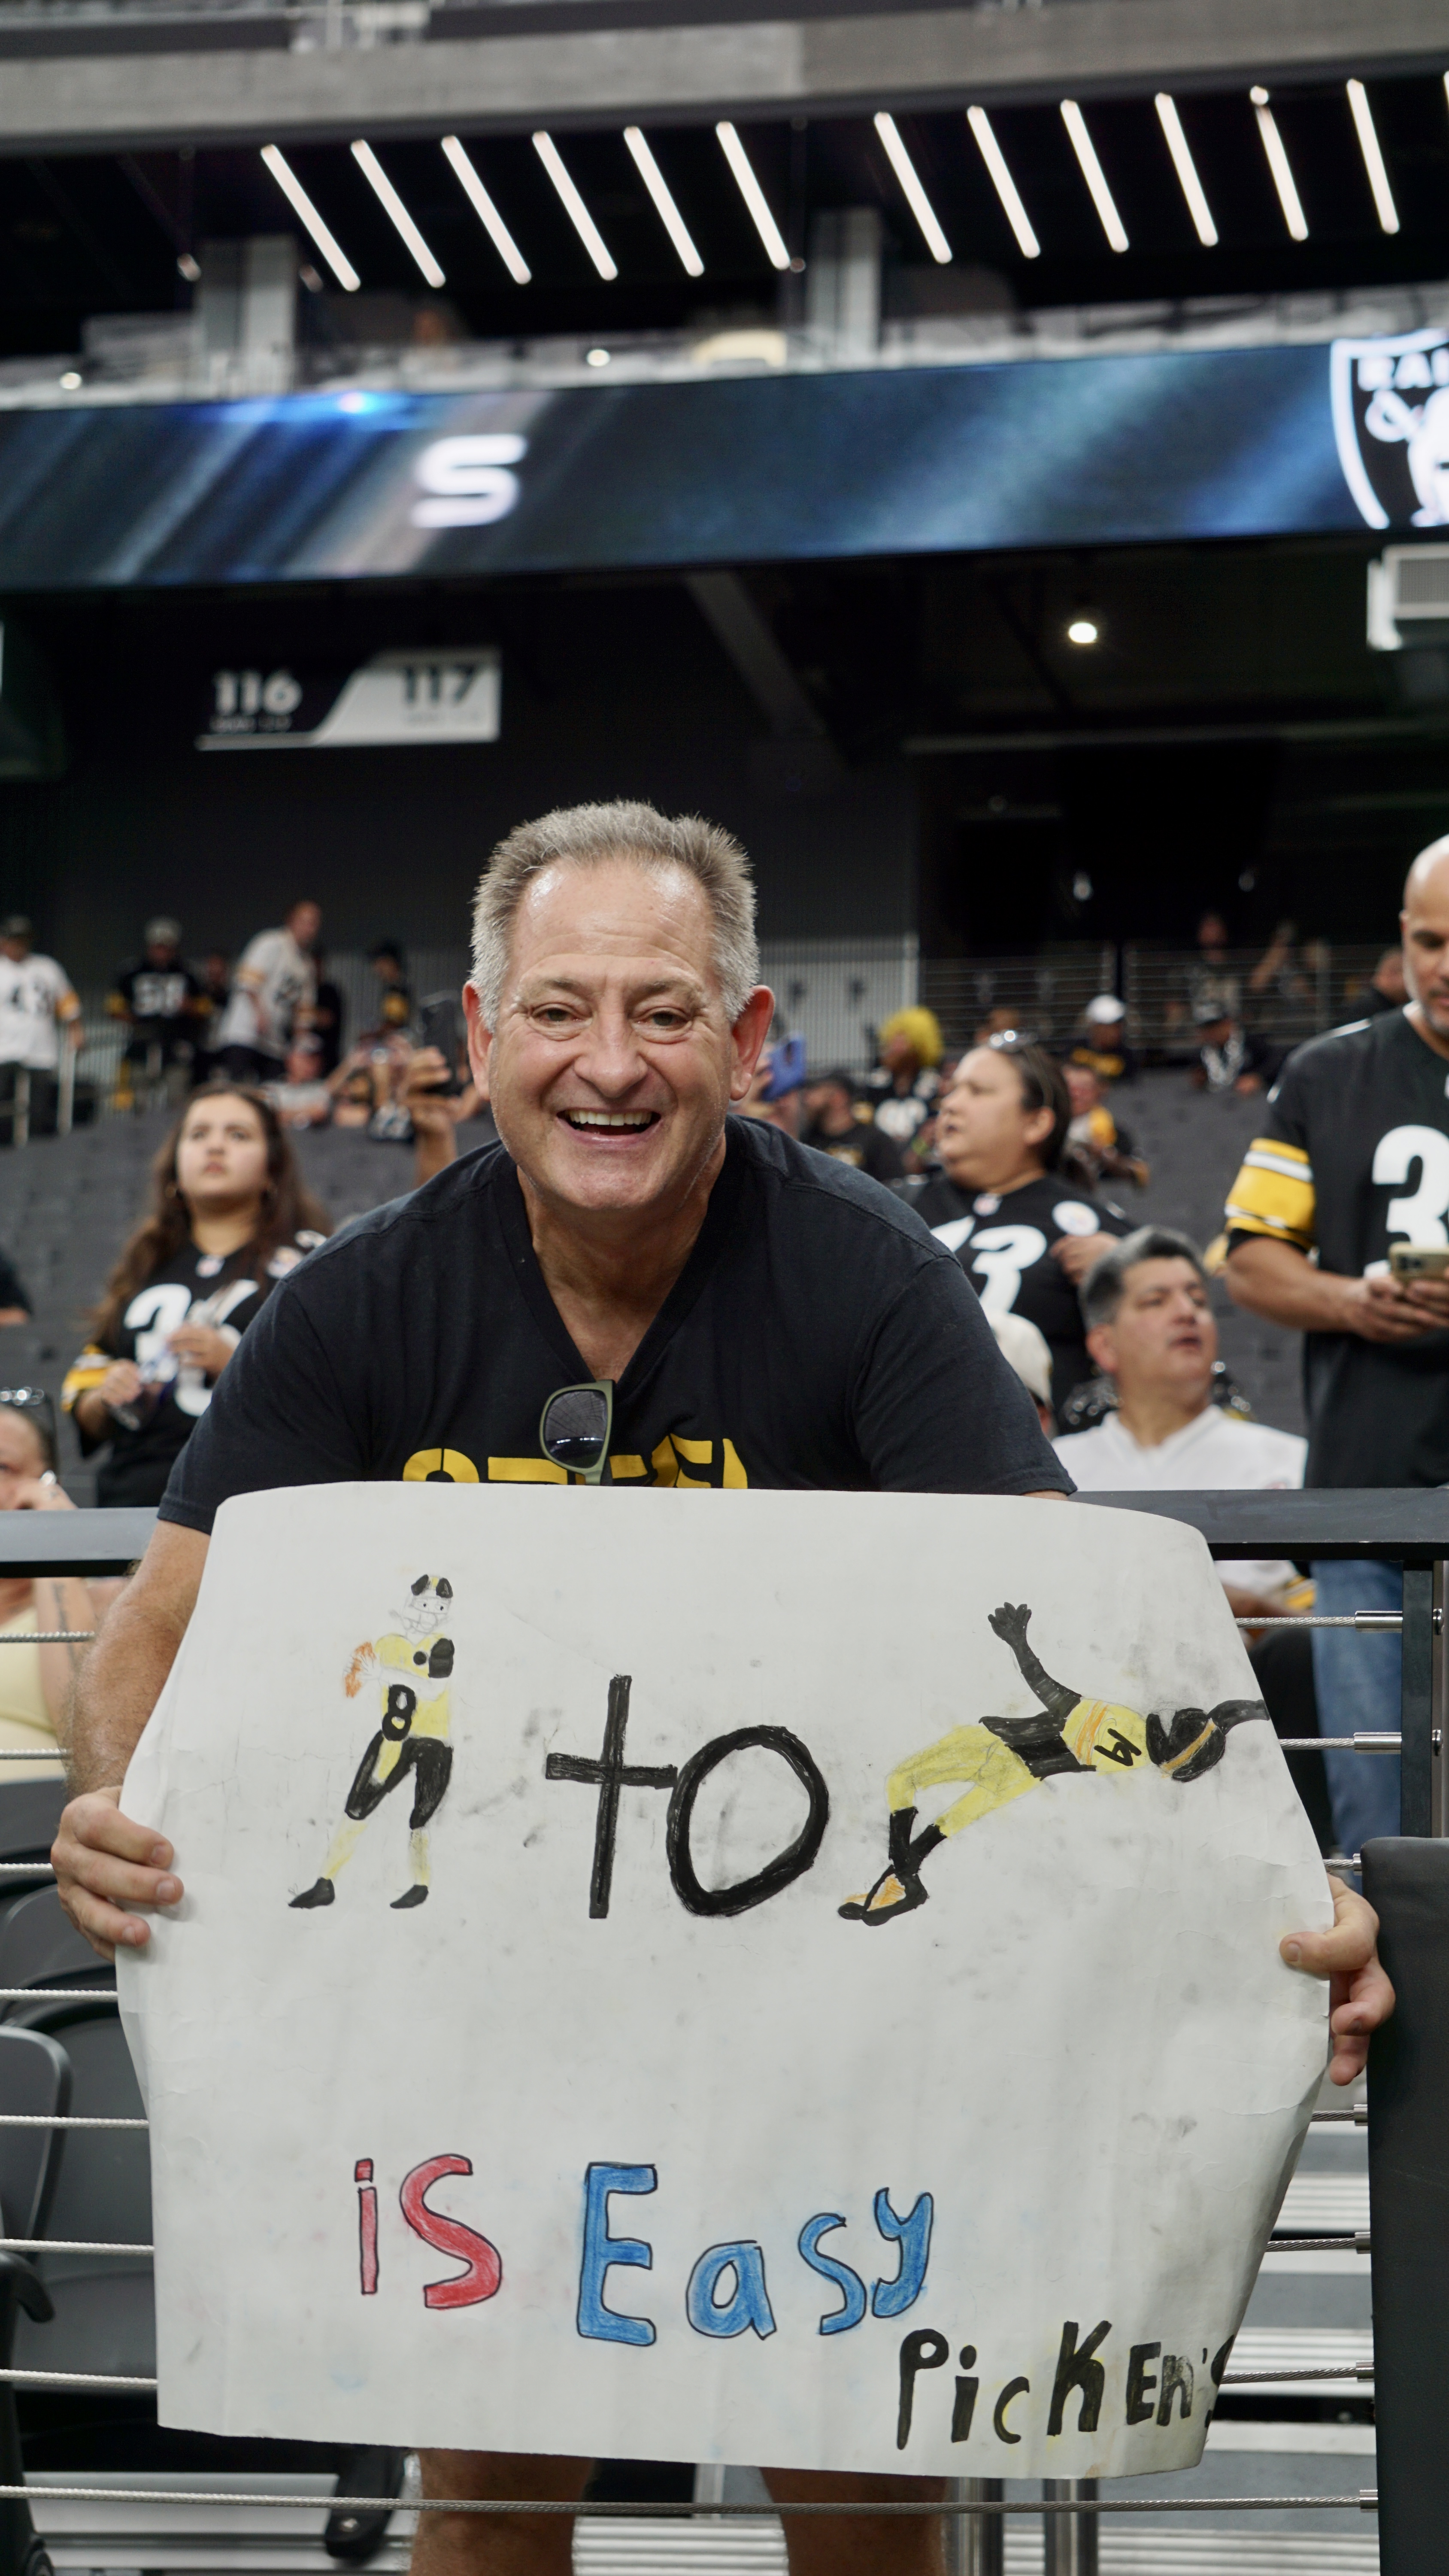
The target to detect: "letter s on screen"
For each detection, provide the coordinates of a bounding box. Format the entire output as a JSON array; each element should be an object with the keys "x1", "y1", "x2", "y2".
[{"x1": 412, "y1": 436, "x2": 527, "y2": 529}]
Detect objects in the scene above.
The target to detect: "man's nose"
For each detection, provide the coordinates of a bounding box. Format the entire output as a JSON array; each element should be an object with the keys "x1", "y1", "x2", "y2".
[{"x1": 572, "y1": 1007, "x2": 650, "y2": 1094}]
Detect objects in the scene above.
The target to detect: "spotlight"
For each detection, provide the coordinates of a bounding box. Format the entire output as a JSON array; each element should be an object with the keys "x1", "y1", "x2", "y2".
[
  {"x1": 1067, "y1": 617, "x2": 1100, "y2": 646},
  {"x1": 586, "y1": 347, "x2": 610, "y2": 367},
  {"x1": 58, "y1": 371, "x2": 81, "y2": 390}
]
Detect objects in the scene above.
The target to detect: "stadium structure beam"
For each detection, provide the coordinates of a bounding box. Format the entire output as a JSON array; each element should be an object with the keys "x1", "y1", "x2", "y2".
[{"x1": 0, "y1": 0, "x2": 1442, "y2": 154}]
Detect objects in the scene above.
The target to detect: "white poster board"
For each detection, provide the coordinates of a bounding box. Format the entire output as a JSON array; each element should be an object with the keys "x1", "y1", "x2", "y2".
[{"x1": 119, "y1": 1487, "x2": 1328, "y2": 2480}]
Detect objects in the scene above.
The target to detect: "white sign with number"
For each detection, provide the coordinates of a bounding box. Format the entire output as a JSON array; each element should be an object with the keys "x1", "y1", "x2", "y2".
[
  {"x1": 199, "y1": 650, "x2": 500, "y2": 749},
  {"x1": 119, "y1": 1486, "x2": 1328, "y2": 2479}
]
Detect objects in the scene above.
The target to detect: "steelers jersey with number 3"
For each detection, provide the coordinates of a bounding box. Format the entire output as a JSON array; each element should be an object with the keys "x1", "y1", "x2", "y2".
[{"x1": 1224, "y1": 1007, "x2": 1449, "y2": 1487}]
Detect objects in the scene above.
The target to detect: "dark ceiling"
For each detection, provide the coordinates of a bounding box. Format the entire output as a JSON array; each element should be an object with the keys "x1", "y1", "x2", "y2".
[{"x1": 0, "y1": 66, "x2": 1448, "y2": 356}]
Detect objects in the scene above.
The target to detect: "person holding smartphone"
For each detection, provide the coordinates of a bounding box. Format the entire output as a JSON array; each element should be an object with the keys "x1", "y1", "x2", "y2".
[{"x1": 1224, "y1": 833, "x2": 1449, "y2": 1862}]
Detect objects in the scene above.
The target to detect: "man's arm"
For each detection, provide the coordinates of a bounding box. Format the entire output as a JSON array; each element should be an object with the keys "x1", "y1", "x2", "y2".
[
  {"x1": 1226, "y1": 1235, "x2": 1449, "y2": 1342},
  {"x1": 52, "y1": 1521, "x2": 209, "y2": 1959}
]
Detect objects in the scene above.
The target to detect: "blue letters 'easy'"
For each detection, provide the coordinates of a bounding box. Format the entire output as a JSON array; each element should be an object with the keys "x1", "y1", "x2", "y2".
[
  {"x1": 685, "y1": 2242, "x2": 777, "y2": 2340},
  {"x1": 797, "y1": 2213, "x2": 868, "y2": 2336},
  {"x1": 577, "y1": 2163, "x2": 657, "y2": 2346},
  {"x1": 870, "y1": 2189, "x2": 934, "y2": 2320}
]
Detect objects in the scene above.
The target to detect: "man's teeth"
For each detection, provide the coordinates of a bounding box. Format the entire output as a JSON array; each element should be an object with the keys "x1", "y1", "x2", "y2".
[{"x1": 564, "y1": 1111, "x2": 655, "y2": 1128}]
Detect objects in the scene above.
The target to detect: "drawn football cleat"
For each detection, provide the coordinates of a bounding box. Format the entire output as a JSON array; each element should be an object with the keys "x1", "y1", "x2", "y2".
[
  {"x1": 290, "y1": 1878, "x2": 335, "y2": 1909},
  {"x1": 391, "y1": 1884, "x2": 428, "y2": 1910}
]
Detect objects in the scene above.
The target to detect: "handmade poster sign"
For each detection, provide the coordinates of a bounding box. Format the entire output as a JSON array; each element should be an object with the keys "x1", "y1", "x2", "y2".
[{"x1": 119, "y1": 1485, "x2": 1329, "y2": 2479}]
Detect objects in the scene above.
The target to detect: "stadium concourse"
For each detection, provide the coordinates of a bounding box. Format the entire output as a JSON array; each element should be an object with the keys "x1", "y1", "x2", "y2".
[{"x1": 0, "y1": 1075, "x2": 1374, "y2": 2575}]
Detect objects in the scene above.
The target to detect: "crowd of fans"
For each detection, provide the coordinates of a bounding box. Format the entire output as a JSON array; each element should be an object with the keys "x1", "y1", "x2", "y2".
[{"x1": 0, "y1": 866, "x2": 1442, "y2": 1876}]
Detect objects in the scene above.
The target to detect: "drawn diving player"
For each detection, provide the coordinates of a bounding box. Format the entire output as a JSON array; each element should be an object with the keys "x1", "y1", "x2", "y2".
[
  {"x1": 840, "y1": 1600, "x2": 1268, "y2": 1927},
  {"x1": 291, "y1": 1573, "x2": 455, "y2": 1913}
]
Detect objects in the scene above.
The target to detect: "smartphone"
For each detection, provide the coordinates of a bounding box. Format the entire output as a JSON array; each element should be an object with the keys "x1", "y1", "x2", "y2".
[
  {"x1": 416, "y1": 993, "x2": 462, "y2": 1095},
  {"x1": 1389, "y1": 1243, "x2": 1449, "y2": 1280}
]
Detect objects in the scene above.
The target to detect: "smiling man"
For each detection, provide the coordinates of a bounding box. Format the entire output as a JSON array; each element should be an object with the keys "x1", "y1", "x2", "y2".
[{"x1": 54, "y1": 802, "x2": 1387, "y2": 2576}]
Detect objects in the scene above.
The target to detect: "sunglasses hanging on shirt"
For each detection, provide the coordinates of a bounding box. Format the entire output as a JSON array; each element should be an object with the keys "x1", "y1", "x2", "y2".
[{"x1": 539, "y1": 1381, "x2": 614, "y2": 1485}]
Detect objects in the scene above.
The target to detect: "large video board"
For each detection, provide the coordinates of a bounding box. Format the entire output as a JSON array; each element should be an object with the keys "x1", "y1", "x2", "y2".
[{"x1": 0, "y1": 327, "x2": 1434, "y2": 588}]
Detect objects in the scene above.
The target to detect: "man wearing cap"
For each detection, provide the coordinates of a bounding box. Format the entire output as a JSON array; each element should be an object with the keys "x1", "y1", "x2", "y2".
[
  {"x1": 108, "y1": 921, "x2": 205, "y2": 1106},
  {"x1": 862, "y1": 1005, "x2": 944, "y2": 1152},
  {"x1": 1070, "y1": 992, "x2": 1135, "y2": 1085},
  {"x1": 0, "y1": 917, "x2": 82, "y2": 1135}
]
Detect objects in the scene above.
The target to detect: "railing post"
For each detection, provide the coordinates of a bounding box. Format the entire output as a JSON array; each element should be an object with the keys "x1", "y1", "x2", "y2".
[
  {"x1": 12, "y1": 1072, "x2": 28, "y2": 1153},
  {"x1": 1400, "y1": 1567, "x2": 1435, "y2": 1838},
  {"x1": 944, "y1": 2479, "x2": 1003, "y2": 2576},
  {"x1": 1043, "y1": 2479, "x2": 1097, "y2": 2574},
  {"x1": 57, "y1": 1040, "x2": 75, "y2": 1139}
]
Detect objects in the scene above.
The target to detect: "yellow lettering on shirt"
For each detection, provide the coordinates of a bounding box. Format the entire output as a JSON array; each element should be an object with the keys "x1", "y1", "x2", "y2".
[
  {"x1": 403, "y1": 1448, "x2": 480, "y2": 1483},
  {"x1": 487, "y1": 1458, "x2": 569, "y2": 1483}
]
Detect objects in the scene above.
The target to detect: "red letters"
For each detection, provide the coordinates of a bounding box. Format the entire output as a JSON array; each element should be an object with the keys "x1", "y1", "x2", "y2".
[
  {"x1": 355, "y1": 2157, "x2": 379, "y2": 2295},
  {"x1": 399, "y1": 2154, "x2": 504, "y2": 2310}
]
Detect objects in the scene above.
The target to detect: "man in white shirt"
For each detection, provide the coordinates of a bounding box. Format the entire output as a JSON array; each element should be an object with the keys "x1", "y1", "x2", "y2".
[
  {"x1": 0, "y1": 917, "x2": 82, "y2": 1141},
  {"x1": 1055, "y1": 1225, "x2": 1306, "y2": 1623},
  {"x1": 215, "y1": 900, "x2": 321, "y2": 1083}
]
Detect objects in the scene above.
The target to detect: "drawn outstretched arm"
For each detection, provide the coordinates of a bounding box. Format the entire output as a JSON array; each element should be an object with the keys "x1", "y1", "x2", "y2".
[{"x1": 986, "y1": 1603, "x2": 1080, "y2": 1722}]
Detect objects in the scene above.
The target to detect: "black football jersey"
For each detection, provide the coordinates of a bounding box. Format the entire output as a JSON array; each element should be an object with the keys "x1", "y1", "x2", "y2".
[
  {"x1": 912, "y1": 1172, "x2": 1132, "y2": 1415},
  {"x1": 1225, "y1": 1008, "x2": 1449, "y2": 1486}
]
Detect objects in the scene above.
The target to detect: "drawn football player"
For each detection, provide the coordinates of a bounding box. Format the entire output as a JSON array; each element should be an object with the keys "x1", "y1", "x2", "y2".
[
  {"x1": 840, "y1": 1600, "x2": 1268, "y2": 1927},
  {"x1": 291, "y1": 1574, "x2": 455, "y2": 1913}
]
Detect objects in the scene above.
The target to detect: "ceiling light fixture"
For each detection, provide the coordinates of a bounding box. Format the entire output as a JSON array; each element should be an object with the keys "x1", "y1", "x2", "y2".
[
  {"x1": 350, "y1": 140, "x2": 446, "y2": 289},
  {"x1": 715, "y1": 122, "x2": 791, "y2": 271},
  {"x1": 965, "y1": 106, "x2": 1040, "y2": 259},
  {"x1": 1060, "y1": 100, "x2": 1128, "y2": 252},
  {"x1": 441, "y1": 136, "x2": 530, "y2": 285},
  {"x1": 533, "y1": 132, "x2": 618, "y2": 281},
  {"x1": 1346, "y1": 79, "x2": 1400, "y2": 235},
  {"x1": 1250, "y1": 88, "x2": 1308, "y2": 240},
  {"x1": 623, "y1": 127, "x2": 704, "y2": 277},
  {"x1": 873, "y1": 112, "x2": 952, "y2": 264},
  {"x1": 586, "y1": 347, "x2": 610, "y2": 367},
  {"x1": 1066, "y1": 617, "x2": 1099, "y2": 646},
  {"x1": 260, "y1": 145, "x2": 361, "y2": 292},
  {"x1": 1154, "y1": 93, "x2": 1218, "y2": 246}
]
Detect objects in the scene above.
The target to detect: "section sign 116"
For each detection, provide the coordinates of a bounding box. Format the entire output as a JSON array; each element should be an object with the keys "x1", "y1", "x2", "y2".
[{"x1": 199, "y1": 649, "x2": 500, "y2": 749}]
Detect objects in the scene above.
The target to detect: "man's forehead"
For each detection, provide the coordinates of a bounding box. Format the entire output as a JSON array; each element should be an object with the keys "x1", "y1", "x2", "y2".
[
  {"x1": 509, "y1": 858, "x2": 717, "y2": 987},
  {"x1": 1125, "y1": 1258, "x2": 1203, "y2": 1296}
]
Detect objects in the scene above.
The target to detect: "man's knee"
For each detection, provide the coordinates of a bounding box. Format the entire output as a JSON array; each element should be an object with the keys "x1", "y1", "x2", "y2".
[{"x1": 418, "y1": 2451, "x2": 591, "y2": 2503}]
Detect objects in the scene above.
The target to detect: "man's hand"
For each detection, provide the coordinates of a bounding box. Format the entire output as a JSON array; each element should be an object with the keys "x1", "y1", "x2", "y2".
[
  {"x1": 52, "y1": 1786, "x2": 182, "y2": 1963},
  {"x1": 1051, "y1": 1232, "x2": 1111, "y2": 1286},
  {"x1": 1346, "y1": 1272, "x2": 1449, "y2": 1343},
  {"x1": 1281, "y1": 1875, "x2": 1394, "y2": 2085}
]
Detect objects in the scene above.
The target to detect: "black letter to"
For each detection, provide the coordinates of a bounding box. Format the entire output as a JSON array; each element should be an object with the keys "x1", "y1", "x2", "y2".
[
  {"x1": 545, "y1": 1676, "x2": 678, "y2": 1917},
  {"x1": 667, "y1": 1726, "x2": 829, "y2": 1917},
  {"x1": 1047, "y1": 2318, "x2": 1111, "y2": 2436}
]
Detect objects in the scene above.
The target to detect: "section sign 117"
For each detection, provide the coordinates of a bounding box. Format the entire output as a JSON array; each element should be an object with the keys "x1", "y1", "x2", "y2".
[{"x1": 198, "y1": 648, "x2": 500, "y2": 749}]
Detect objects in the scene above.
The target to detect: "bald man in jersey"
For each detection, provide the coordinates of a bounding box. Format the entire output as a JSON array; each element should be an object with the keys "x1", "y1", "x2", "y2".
[{"x1": 1226, "y1": 836, "x2": 1449, "y2": 1862}]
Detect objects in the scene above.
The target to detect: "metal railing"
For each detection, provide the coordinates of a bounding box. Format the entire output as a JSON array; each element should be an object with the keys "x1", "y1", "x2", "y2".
[{"x1": 0, "y1": 1498, "x2": 1429, "y2": 2575}]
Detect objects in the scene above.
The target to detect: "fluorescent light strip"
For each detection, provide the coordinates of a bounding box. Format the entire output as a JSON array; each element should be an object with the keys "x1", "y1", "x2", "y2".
[
  {"x1": 1154, "y1": 92, "x2": 1217, "y2": 246},
  {"x1": 1252, "y1": 93, "x2": 1308, "y2": 241},
  {"x1": 441, "y1": 136, "x2": 530, "y2": 285},
  {"x1": 873, "y1": 113, "x2": 952, "y2": 264},
  {"x1": 623, "y1": 128, "x2": 704, "y2": 277},
  {"x1": 1346, "y1": 79, "x2": 1400, "y2": 235},
  {"x1": 532, "y1": 132, "x2": 618, "y2": 281},
  {"x1": 1060, "y1": 99, "x2": 1128, "y2": 252},
  {"x1": 351, "y1": 140, "x2": 445, "y2": 289},
  {"x1": 715, "y1": 122, "x2": 790, "y2": 271},
  {"x1": 259, "y1": 145, "x2": 360, "y2": 292},
  {"x1": 965, "y1": 106, "x2": 1040, "y2": 259}
]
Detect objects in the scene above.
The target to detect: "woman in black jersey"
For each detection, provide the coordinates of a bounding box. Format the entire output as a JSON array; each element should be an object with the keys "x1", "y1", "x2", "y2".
[
  {"x1": 911, "y1": 1040, "x2": 1132, "y2": 1418},
  {"x1": 64, "y1": 1084, "x2": 330, "y2": 1507}
]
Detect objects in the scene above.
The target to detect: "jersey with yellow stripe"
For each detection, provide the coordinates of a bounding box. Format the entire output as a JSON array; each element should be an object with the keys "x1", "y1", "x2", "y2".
[
  {"x1": 1061, "y1": 1698, "x2": 1150, "y2": 1772},
  {"x1": 1224, "y1": 1007, "x2": 1449, "y2": 1486}
]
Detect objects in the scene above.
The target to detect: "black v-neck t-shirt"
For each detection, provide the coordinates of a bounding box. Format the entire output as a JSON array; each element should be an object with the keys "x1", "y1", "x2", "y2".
[{"x1": 160, "y1": 1120, "x2": 1068, "y2": 1527}]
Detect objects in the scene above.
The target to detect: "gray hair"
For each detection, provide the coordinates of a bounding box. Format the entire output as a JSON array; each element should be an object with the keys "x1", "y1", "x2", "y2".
[
  {"x1": 1079, "y1": 1226, "x2": 1208, "y2": 1331},
  {"x1": 470, "y1": 799, "x2": 760, "y2": 1024}
]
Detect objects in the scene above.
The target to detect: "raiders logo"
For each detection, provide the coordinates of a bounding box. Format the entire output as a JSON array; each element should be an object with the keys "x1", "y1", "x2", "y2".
[{"x1": 1332, "y1": 325, "x2": 1449, "y2": 531}]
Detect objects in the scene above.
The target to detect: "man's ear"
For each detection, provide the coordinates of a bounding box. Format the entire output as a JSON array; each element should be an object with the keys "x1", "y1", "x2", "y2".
[
  {"x1": 463, "y1": 981, "x2": 493, "y2": 1091},
  {"x1": 728, "y1": 987, "x2": 777, "y2": 1104},
  {"x1": 1084, "y1": 1321, "x2": 1118, "y2": 1380}
]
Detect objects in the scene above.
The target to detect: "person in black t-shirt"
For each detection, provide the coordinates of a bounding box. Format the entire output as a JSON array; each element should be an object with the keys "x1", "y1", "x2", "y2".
[
  {"x1": 800, "y1": 1067, "x2": 905, "y2": 1184},
  {"x1": 1225, "y1": 835, "x2": 1449, "y2": 1862},
  {"x1": 107, "y1": 920, "x2": 205, "y2": 1092},
  {"x1": 55, "y1": 801, "x2": 1388, "y2": 2576},
  {"x1": 63, "y1": 1084, "x2": 330, "y2": 1507},
  {"x1": 908, "y1": 1041, "x2": 1132, "y2": 1419}
]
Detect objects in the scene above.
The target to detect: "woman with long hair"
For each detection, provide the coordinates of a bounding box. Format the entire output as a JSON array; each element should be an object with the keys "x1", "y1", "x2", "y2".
[
  {"x1": 63, "y1": 1083, "x2": 331, "y2": 1507},
  {"x1": 909, "y1": 1038, "x2": 1134, "y2": 1420}
]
